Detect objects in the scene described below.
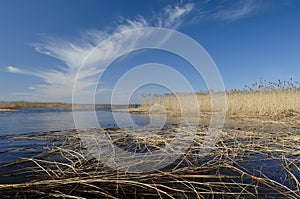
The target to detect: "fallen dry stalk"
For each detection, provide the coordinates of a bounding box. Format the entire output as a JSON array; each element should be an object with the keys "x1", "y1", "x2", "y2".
[{"x1": 0, "y1": 126, "x2": 299, "y2": 198}]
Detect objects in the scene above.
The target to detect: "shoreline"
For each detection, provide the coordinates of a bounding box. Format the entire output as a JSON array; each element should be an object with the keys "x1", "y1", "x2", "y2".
[{"x1": 0, "y1": 108, "x2": 17, "y2": 112}]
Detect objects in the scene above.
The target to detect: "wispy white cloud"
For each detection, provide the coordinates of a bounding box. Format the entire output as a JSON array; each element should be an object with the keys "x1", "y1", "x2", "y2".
[
  {"x1": 189, "y1": 0, "x2": 264, "y2": 23},
  {"x1": 7, "y1": 66, "x2": 22, "y2": 73},
  {"x1": 7, "y1": 1, "x2": 267, "y2": 102},
  {"x1": 7, "y1": 65, "x2": 44, "y2": 77},
  {"x1": 211, "y1": 0, "x2": 261, "y2": 21},
  {"x1": 7, "y1": 2, "x2": 195, "y2": 102},
  {"x1": 163, "y1": 3, "x2": 194, "y2": 28}
]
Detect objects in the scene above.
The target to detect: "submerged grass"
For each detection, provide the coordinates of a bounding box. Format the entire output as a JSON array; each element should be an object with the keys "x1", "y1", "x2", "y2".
[{"x1": 0, "y1": 125, "x2": 299, "y2": 198}]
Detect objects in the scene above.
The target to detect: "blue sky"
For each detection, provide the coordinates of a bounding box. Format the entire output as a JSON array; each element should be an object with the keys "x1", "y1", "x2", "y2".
[{"x1": 0, "y1": 0, "x2": 299, "y2": 103}]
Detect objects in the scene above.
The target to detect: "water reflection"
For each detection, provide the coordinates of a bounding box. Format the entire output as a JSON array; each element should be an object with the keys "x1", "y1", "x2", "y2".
[{"x1": 0, "y1": 108, "x2": 151, "y2": 136}]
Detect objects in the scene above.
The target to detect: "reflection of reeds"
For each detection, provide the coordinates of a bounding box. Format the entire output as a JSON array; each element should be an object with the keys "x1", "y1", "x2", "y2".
[
  {"x1": 0, "y1": 127, "x2": 299, "y2": 198},
  {"x1": 139, "y1": 80, "x2": 300, "y2": 118}
]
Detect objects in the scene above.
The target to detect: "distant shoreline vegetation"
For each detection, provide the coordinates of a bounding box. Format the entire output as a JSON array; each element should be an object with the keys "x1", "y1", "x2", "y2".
[
  {"x1": 0, "y1": 101, "x2": 138, "y2": 112},
  {"x1": 0, "y1": 101, "x2": 72, "y2": 110},
  {"x1": 1, "y1": 79, "x2": 299, "y2": 117},
  {"x1": 0, "y1": 101, "x2": 112, "y2": 111}
]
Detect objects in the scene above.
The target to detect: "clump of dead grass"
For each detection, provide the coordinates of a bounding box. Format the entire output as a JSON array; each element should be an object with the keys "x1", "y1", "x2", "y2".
[{"x1": 0, "y1": 127, "x2": 299, "y2": 198}]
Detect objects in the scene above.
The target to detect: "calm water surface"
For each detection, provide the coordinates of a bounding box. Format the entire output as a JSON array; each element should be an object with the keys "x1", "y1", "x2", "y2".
[
  {"x1": 0, "y1": 107, "x2": 149, "y2": 164},
  {"x1": 1, "y1": 108, "x2": 299, "y2": 189},
  {"x1": 0, "y1": 107, "x2": 149, "y2": 136}
]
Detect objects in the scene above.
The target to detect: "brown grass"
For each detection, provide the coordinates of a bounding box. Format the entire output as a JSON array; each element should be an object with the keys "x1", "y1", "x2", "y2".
[
  {"x1": 0, "y1": 126, "x2": 299, "y2": 198},
  {"x1": 226, "y1": 89, "x2": 299, "y2": 117},
  {"x1": 138, "y1": 80, "x2": 300, "y2": 118}
]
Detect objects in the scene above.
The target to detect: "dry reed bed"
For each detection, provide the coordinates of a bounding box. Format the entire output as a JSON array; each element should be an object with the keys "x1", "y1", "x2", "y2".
[
  {"x1": 138, "y1": 89, "x2": 300, "y2": 118},
  {"x1": 0, "y1": 126, "x2": 299, "y2": 198}
]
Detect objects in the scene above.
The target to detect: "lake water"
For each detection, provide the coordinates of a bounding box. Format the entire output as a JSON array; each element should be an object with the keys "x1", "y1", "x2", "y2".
[
  {"x1": 1, "y1": 108, "x2": 299, "y2": 192},
  {"x1": 0, "y1": 107, "x2": 150, "y2": 165},
  {"x1": 0, "y1": 107, "x2": 149, "y2": 136}
]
